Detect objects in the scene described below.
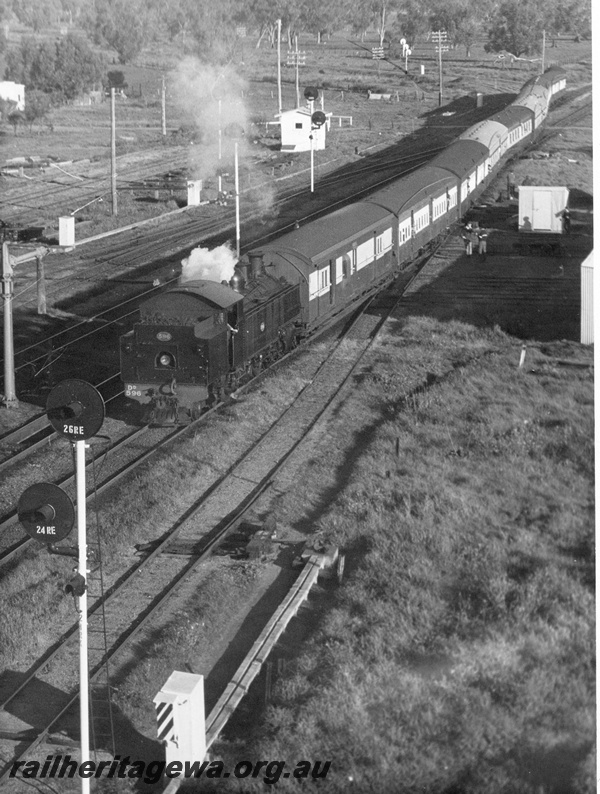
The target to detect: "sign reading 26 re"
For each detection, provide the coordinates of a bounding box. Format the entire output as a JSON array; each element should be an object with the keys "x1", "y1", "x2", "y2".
[{"x1": 46, "y1": 379, "x2": 105, "y2": 441}]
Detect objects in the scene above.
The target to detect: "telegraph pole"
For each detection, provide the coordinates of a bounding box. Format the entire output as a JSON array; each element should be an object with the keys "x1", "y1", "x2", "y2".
[
  {"x1": 295, "y1": 35, "x2": 300, "y2": 107},
  {"x1": 276, "y1": 19, "x2": 282, "y2": 115}
]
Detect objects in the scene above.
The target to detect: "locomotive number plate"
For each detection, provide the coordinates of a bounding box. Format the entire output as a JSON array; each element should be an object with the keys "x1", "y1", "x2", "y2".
[
  {"x1": 156, "y1": 331, "x2": 172, "y2": 341},
  {"x1": 126, "y1": 384, "x2": 142, "y2": 397}
]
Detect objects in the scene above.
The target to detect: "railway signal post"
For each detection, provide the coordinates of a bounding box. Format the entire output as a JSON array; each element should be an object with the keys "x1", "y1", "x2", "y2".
[
  {"x1": 431, "y1": 30, "x2": 449, "y2": 106},
  {"x1": 46, "y1": 380, "x2": 105, "y2": 794},
  {"x1": 304, "y1": 87, "x2": 321, "y2": 193}
]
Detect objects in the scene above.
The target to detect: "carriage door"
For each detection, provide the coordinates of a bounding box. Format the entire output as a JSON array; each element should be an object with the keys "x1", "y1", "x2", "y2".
[
  {"x1": 329, "y1": 259, "x2": 335, "y2": 304},
  {"x1": 227, "y1": 305, "x2": 239, "y2": 368}
]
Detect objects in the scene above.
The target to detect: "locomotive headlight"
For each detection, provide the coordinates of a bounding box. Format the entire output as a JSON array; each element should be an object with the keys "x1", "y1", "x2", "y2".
[{"x1": 156, "y1": 351, "x2": 176, "y2": 369}]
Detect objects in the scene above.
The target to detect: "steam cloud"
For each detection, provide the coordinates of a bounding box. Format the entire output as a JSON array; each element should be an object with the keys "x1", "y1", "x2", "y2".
[
  {"x1": 170, "y1": 58, "x2": 247, "y2": 182},
  {"x1": 181, "y1": 244, "x2": 237, "y2": 284},
  {"x1": 170, "y1": 56, "x2": 277, "y2": 216}
]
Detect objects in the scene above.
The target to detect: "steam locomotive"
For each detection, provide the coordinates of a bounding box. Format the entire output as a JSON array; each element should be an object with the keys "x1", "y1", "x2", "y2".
[{"x1": 120, "y1": 67, "x2": 567, "y2": 424}]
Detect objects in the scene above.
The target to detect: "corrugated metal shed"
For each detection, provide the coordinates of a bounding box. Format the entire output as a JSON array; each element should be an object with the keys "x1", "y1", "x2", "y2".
[{"x1": 580, "y1": 251, "x2": 594, "y2": 345}]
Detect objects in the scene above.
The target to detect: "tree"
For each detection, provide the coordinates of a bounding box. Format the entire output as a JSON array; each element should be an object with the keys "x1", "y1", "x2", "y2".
[
  {"x1": 4, "y1": 33, "x2": 105, "y2": 99},
  {"x1": 485, "y1": 0, "x2": 545, "y2": 57},
  {"x1": 23, "y1": 88, "x2": 52, "y2": 130},
  {"x1": 7, "y1": 109, "x2": 26, "y2": 134},
  {"x1": 388, "y1": 0, "x2": 430, "y2": 47},
  {"x1": 83, "y1": 0, "x2": 149, "y2": 63},
  {"x1": 297, "y1": 0, "x2": 345, "y2": 43},
  {"x1": 12, "y1": 0, "x2": 62, "y2": 31},
  {"x1": 53, "y1": 34, "x2": 105, "y2": 96},
  {"x1": 428, "y1": 0, "x2": 481, "y2": 58},
  {"x1": 545, "y1": 0, "x2": 591, "y2": 40}
]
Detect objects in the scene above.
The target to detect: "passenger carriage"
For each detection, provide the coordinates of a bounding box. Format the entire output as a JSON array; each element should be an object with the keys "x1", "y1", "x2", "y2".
[
  {"x1": 366, "y1": 166, "x2": 459, "y2": 266},
  {"x1": 247, "y1": 200, "x2": 396, "y2": 328},
  {"x1": 429, "y1": 140, "x2": 490, "y2": 214}
]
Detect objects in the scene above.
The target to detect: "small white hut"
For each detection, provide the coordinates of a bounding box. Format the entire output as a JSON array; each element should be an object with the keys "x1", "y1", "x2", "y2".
[
  {"x1": 279, "y1": 107, "x2": 331, "y2": 152},
  {"x1": 0, "y1": 81, "x2": 25, "y2": 111}
]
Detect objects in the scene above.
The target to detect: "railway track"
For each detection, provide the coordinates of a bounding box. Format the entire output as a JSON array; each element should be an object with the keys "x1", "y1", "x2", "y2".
[
  {"x1": 0, "y1": 238, "x2": 420, "y2": 566},
  {"x1": 0, "y1": 243, "x2": 448, "y2": 782}
]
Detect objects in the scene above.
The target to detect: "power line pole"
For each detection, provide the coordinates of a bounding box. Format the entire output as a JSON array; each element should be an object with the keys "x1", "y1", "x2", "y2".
[
  {"x1": 161, "y1": 74, "x2": 167, "y2": 136},
  {"x1": 541, "y1": 29, "x2": 546, "y2": 73},
  {"x1": 110, "y1": 87, "x2": 117, "y2": 216}
]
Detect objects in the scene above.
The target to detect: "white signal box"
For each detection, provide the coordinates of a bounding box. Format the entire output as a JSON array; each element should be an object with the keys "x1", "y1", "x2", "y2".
[
  {"x1": 59, "y1": 216, "x2": 75, "y2": 246},
  {"x1": 187, "y1": 180, "x2": 203, "y2": 206},
  {"x1": 154, "y1": 671, "x2": 206, "y2": 766}
]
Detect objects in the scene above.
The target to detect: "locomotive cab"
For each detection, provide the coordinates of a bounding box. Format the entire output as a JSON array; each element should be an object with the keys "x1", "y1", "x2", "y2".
[{"x1": 120, "y1": 280, "x2": 244, "y2": 423}]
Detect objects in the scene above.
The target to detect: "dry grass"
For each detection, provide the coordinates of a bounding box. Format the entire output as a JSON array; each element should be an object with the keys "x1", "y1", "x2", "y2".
[{"x1": 203, "y1": 317, "x2": 594, "y2": 793}]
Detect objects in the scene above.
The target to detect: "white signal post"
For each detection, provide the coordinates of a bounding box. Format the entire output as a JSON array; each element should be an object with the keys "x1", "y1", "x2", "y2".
[
  {"x1": 45, "y1": 381, "x2": 105, "y2": 794},
  {"x1": 235, "y1": 142, "x2": 240, "y2": 258},
  {"x1": 76, "y1": 438, "x2": 90, "y2": 794},
  {"x1": 218, "y1": 99, "x2": 222, "y2": 194},
  {"x1": 309, "y1": 99, "x2": 315, "y2": 193}
]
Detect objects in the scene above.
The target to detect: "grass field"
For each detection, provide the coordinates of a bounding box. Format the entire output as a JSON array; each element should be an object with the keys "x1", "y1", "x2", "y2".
[{"x1": 201, "y1": 321, "x2": 595, "y2": 794}]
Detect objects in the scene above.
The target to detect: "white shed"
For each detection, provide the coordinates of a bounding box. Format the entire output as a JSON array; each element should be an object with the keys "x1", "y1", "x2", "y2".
[
  {"x1": 580, "y1": 251, "x2": 594, "y2": 345},
  {"x1": 518, "y1": 185, "x2": 569, "y2": 233},
  {"x1": 0, "y1": 81, "x2": 25, "y2": 111},
  {"x1": 279, "y1": 107, "x2": 331, "y2": 152}
]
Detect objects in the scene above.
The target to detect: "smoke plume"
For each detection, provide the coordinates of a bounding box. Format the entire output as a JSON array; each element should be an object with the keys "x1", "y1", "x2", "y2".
[
  {"x1": 169, "y1": 56, "x2": 276, "y2": 216},
  {"x1": 181, "y1": 244, "x2": 237, "y2": 284}
]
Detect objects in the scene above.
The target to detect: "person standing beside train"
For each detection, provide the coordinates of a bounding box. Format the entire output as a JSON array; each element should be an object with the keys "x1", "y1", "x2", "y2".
[
  {"x1": 462, "y1": 223, "x2": 474, "y2": 256},
  {"x1": 477, "y1": 228, "x2": 488, "y2": 260}
]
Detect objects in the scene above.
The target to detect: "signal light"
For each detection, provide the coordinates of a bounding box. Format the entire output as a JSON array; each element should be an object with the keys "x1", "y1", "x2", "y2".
[{"x1": 65, "y1": 573, "x2": 86, "y2": 597}]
